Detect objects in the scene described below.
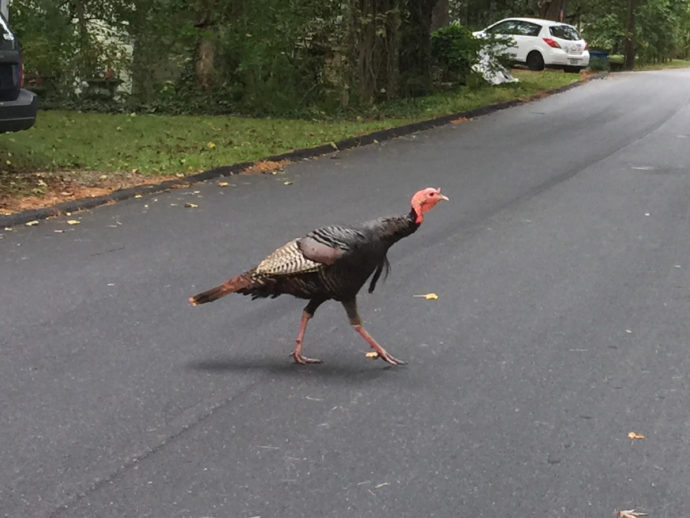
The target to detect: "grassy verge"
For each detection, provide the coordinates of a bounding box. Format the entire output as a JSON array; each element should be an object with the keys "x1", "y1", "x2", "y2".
[
  {"x1": 0, "y1": 69, "x2": 582, "y2": 209},
  {"x1": 0, "y1": 70, "x2": 581, "y2": 177},
  {"x1": 636, "y1": 58, "x2": 690, "y2": 70}
]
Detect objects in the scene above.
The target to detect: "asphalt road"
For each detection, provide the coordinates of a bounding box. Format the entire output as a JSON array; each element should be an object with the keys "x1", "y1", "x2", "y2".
[{"x1": 2, "y1": 69, "x2": 690, "y2": 518}]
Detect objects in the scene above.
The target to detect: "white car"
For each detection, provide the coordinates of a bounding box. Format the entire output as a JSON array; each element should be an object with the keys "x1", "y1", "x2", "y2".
[{"x1": 473, "y1": 17, "x2": 590, "y2": 73}]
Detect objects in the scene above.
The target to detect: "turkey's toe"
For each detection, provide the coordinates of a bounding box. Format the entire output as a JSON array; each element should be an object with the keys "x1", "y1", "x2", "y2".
[
  {"x1": 379, "y1": 352, "x2": 407, "y2": 366},
  {"x1": 292, "y1": 352, "x2": 322, "y2": 365}
]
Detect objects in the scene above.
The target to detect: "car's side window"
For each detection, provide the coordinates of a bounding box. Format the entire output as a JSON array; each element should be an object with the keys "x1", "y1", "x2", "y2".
[
  {"x1": 515, "y1": 22, "x2": 541, "y2": 37},
  {"x1": 487, "y1": 20, "x2": 517, "y2": 36},
  {"x1": 550, "y1": 25, "x2": 580, "y2": 41}
]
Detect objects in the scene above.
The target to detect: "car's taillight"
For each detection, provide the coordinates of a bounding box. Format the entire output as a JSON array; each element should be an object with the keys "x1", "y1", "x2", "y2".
[
  {"x1": 543, "y1": 38, "x2": 561, "y2": 49},
  {"x1": 584, "y1": 42, "x2": 589, "y2": 50}
]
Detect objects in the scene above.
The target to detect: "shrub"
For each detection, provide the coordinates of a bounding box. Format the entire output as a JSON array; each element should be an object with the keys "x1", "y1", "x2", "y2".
[{"x1": 431, "y1": 24, "x2": 482, "y2": 84}]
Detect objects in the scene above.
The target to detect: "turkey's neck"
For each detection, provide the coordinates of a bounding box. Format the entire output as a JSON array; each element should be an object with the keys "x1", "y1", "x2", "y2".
[{"x1": 368, "y1": 208, "x2": 420, "y2": 246}]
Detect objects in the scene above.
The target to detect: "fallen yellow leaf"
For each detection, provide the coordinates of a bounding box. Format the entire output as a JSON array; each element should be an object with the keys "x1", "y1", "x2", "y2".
[
  {"x1": 184, "y1": 202, "x2": 199, "y2": 208},
  {"x1": 365, "y1": 352, "x2": 379, "y2": 359},
  {"x1": 414, "y1": 293, "x2": 439, "y2": 300},
  {"x1": 617, "y1": 509, "x2": 647, "y2": 518},
  {"x1": 283, "y1": 180, "x2": 293, "y2": 186},
  {"x1": 628, "y1": 432, "x2": 645, "y2": 440},
  {"x1": 207, "y1": 141, "x2": 216, "y2": 149},
  {"x1": 217, "y1": 181, "x2": 230, "y2": 187},
  {"x1": 67, "y1": 220, "x2": 80, "y2": 225},
  {"x1": 25, "y1": 220, "x2": 39, "y2": 226}
]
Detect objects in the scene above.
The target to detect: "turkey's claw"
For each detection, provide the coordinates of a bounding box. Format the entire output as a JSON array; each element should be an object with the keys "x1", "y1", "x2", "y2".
[
  {"x1": 353, "y1": 324, "x2": 406, "y2": 366},
  {"x1": 376, "y1": 350, "x2": 407, "y2": 366},
  {"x1": 292, "y1": 352, "x2": 322, "y2": 365}
]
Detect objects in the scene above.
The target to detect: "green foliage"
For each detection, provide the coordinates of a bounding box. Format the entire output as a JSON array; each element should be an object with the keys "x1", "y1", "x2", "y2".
[
  {"x1": 635, "y1": 0, "x2": 685, "y2": 63},
  {"x1": 431, "y1": 24, "x2": 481, "y2": 83},
  {"x1": 12, "y1": 0, "x2": 132, "y2": 104},
  {"x1": 218, "y1": 1, "x2": 342, "y2": 115},
  {"x1": 11, "y1": 1, "x2": 75, "y2": 89},
  {"x1": 581, "y1": 13, "x2": 625, "y2": 51},
  {"x1": 450, "y1": 0, "x2": 538, "y2": 30},
  {"x1": 11, "y1": 0, "x2": 689, "y2": 117}
]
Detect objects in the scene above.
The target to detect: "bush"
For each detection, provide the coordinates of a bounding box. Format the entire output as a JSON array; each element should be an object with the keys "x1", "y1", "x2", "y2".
[{"x1": 431, "y1": 24, "x2": 482, "y2": 85}]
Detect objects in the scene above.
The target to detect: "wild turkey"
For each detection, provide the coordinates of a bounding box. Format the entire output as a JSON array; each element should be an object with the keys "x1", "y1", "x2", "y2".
[{"x1": 189, "y1": 187, "x2": 448, "y2": 365}]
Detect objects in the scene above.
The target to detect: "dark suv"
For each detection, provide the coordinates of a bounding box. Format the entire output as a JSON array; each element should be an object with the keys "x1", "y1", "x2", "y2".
[{"x1": 0, "y1": 13, "x2": 37, "y2": 132}]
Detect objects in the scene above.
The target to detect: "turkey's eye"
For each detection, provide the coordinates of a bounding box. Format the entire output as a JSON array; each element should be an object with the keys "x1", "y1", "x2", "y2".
[{"x1": 428, "y1": 192, "x2": 434, "y2": 197}]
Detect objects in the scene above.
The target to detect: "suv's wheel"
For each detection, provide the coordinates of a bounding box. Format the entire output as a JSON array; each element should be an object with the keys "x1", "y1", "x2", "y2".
[{"x1": 526, "y1": 51, "x2": 545, "y2": 71}]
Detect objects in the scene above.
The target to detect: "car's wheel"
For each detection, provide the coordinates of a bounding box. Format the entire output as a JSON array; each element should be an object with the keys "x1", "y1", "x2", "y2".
[
  {"x1": 564, "y1": 66, "x2": 582, "y2": 73},
  {"x1": 526, "y1": 51, "x2": 545, "y2": 71}
]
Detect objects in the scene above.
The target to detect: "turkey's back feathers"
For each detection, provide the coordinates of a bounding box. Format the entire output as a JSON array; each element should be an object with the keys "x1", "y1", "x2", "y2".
[{"x1": 255, "y1": 239, "x2": 322, "y2": 276}]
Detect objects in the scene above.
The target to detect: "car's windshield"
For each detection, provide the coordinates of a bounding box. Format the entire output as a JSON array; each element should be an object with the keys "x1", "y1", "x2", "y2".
[{"x1": 549, "y1": 24, "x2": 581, "y2": 41}]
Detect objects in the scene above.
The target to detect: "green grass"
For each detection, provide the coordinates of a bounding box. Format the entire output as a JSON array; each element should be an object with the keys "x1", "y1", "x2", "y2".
[
  {"x1": 636, "y1": 58, "x2": 690, "y2": 70},
  {"x1": 0, "y1": 69, "x2": 580, "y2": 182},
  {"x1": 604, "y1": 55, "x2": 690, "y2": 71}
]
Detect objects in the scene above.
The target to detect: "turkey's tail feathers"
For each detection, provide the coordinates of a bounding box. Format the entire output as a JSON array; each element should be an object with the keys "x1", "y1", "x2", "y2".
[{"x1": 189, "y1": 274, "x2": 253, "y2": 305}]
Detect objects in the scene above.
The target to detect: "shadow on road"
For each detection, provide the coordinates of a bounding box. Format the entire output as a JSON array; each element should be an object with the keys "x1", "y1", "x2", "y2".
[{"x1": 186, "y1": 355, "x2": 403, "y2": 382}]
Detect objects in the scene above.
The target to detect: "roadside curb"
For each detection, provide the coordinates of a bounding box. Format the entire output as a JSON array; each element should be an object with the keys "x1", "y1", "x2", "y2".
[{"x1": 0, "y1": 73, "x2": 605, "y2": 228}]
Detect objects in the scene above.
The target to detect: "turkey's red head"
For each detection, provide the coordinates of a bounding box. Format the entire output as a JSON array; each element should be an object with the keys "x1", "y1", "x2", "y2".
[{"x1": 411, "y1": 187, "x2": 449, "y2": 224}]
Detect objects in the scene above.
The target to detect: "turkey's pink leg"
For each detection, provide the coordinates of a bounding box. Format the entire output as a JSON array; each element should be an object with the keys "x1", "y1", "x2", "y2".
[
  {"x1": 292, "y1": 310, "x2": 321, "y2": 364},
  {"x1": 352, "y1": 324, "x2": 407, "y2": 366},
  {"x1": 342, "y1": 297, "x2": 406, "y2": 366}
]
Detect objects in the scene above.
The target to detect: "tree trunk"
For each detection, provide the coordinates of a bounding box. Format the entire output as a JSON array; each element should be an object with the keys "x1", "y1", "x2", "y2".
[
  {"x1": 624, "y1": 0, "x2": 636, "y2": 70},
  {"x1": 538, "y1": 0, "x2": 566, "y2": 21},
  {"x1": 348, "y1": 0, "x2": 400, "y2": 104},
  {"x1": 195, "y1": 38, "x2": 216, "y2": 91},
  {"x1": 399, "y1": 0, "x2": 436, "y2": 97},
  {"x1": 194, "y1": 0, "x2": 216, "y2": 91},
  {"x1": 431, "y1": 0, "x2": 449, "y2": 31}
]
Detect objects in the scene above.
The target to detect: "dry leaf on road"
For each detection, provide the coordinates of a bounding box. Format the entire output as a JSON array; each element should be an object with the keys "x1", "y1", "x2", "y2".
[
  {"x1": 628, "y1": 432, "x2": 645, "y2": 440},
  {"x1": 414, "y1": 293, "x2": 439, "y2": 300},
  {"x1": 617, "y1": 509, "x2": 647, "y2": 518}
]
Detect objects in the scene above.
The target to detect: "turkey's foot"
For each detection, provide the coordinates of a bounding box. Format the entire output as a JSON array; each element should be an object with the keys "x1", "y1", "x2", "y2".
[
  {"x1": 354, "y1": 324, "x2": 406, "y2": 366},
  {"x1": 291, "y1": 309, "x2": 321, "y2": 364},
  {"x1": 373, "y1": 349, "x2": 407, "y2": 366},
  {"x1": 291, "y1": 352, "x2": 322, "y2": 365}
]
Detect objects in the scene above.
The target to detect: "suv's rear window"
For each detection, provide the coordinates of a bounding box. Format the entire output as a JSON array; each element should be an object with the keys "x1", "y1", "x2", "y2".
[{"x1": 550, "y1": 25, "x2": 581, "y2": 41}]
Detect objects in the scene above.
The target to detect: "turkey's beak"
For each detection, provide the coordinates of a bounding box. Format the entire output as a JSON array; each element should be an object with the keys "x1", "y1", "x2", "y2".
[{"x1": 439, "y1": 194, "x2": 449, "y2": 201}]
